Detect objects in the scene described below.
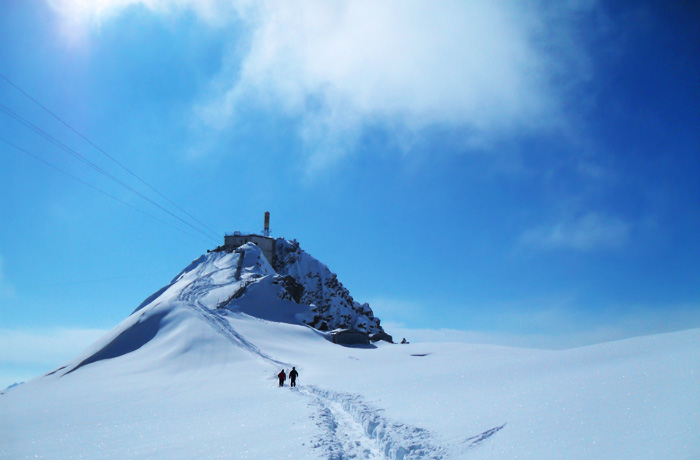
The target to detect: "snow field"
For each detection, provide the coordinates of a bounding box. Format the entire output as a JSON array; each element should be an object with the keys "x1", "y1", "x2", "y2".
[
  {"x1": 2, "y1": 306, "x2": 698, "y2": 459},
  {"x1": 2, "y1": 245, "x2": 698, "y2": 459}
]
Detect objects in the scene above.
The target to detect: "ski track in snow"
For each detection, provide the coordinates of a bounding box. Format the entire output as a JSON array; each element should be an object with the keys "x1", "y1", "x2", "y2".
[
  {"x1": 305, "y1": 387, "x2": 385, "y2": 460},
  {"x1": 301, "y1": 386, "x2": 447, "y2": 460},
  {"x1": 461, "y1": 423, "x2": 506, "y2": 449},
  {"x1": 178, "y1": 268, "x2": 290, "y2": 368}
]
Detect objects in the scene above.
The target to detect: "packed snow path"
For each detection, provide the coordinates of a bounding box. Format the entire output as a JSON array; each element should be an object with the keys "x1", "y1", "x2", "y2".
[
  {"x1": 301, "y1": 386, "x2": 447, "y2": 460},
  {"x1": 304, "y1": 387, "x2": 385, "y2": 460},
  {"x1": 178, "y1": 268, "x2": 290, "y2": 368}
]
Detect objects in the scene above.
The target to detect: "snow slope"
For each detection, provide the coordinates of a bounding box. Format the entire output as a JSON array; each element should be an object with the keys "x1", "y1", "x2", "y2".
[{"x1": 1, "y1": 246, "x2": 698, "y2": 459}]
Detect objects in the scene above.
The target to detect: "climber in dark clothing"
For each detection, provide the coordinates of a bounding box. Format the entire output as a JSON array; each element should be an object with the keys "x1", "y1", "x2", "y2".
[
  {"x1": 289, "y1": 367, "x2": 298, "y2": 387},
  {"x1": 278, "y1": 369, "x2": 286, "y2": 387}
]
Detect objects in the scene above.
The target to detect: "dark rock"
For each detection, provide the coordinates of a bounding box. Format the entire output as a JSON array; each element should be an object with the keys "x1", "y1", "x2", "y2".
[
  {"x1": 370, "y1": 331, "x2": 393, "y2": 343},
  {"x1": 331, "y1": 329, "x2": 370, "y2": 345},
  {"x1": 272, "y1": 275, "x2": 305, "y2": 303}
]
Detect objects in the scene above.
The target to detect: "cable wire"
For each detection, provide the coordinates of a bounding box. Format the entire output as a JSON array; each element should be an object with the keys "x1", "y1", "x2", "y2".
[
  {"x1": 0, "y1": 72, "x2": 221, "y2": 240},
  {"x1": 1, "y1": 138, "x2": 217, "y2": 246},
  {"x1": 0, "y1": 103, "x2": 219, "y2": 245}
]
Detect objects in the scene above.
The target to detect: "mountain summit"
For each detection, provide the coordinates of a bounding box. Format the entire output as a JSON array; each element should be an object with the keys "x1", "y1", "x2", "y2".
[
  {"x1": 146, "y1": 235, "x2": 388, "y2": 339},
  {"x1": 39, "y1": 233, "x2": 390, "y2": 382}
]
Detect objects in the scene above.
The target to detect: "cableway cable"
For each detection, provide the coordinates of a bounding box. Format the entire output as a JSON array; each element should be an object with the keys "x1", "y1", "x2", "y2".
[
  {"x1": 0, "y1": 103, "x2": 219, "y2": 245},
  {"x1": 1, "y1": 138, "x2": 217, "y2": 246},
  {"x1": 0, "y1": 73, "x2": 221, "y2": 240}
]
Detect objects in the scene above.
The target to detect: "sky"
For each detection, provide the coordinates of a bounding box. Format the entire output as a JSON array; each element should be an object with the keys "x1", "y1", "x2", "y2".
[{"x1": 0, "y1": 0, "x2": 698, "y2": 388}]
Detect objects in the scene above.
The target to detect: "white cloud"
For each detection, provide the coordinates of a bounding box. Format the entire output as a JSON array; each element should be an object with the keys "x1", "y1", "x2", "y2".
[
  {"x1": 205, "y1": 0, "x2": 597, "y2": 169},
  {"x1": 49, "y1": 0, "x2": 599, "y2": 169},
  {"x1": 520, "y1": 212, "x2": 630, "y2": 251}
]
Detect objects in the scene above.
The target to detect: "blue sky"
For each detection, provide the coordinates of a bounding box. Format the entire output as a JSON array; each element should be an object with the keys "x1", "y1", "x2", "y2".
[{"x1": 1, "y1": 0, "x2": 698, "y2": 387}]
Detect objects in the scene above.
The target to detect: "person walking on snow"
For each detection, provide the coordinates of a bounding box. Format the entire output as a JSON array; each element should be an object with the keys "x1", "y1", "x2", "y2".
[
  {"x1": 289, "y1": 367, "x2": 299, "y2": 387},
  {"x1": 278, "y1": 369, "x2": 286, "y2": 387}
]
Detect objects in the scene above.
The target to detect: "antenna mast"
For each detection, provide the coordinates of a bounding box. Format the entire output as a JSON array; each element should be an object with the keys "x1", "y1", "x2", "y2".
[{"x1": 263, "y1": 211, "x2": 271, "y2": 237}]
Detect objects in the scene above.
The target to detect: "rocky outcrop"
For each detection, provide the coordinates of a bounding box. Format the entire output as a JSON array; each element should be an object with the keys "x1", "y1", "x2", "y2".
[{"x1": 272, "y1": 239, "x2": 385, "y2": 336}]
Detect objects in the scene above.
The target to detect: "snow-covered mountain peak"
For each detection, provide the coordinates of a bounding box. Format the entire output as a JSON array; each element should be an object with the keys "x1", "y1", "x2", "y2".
[{"x1": 134, "y1": 237, "x2": 387, "y2": 338}]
